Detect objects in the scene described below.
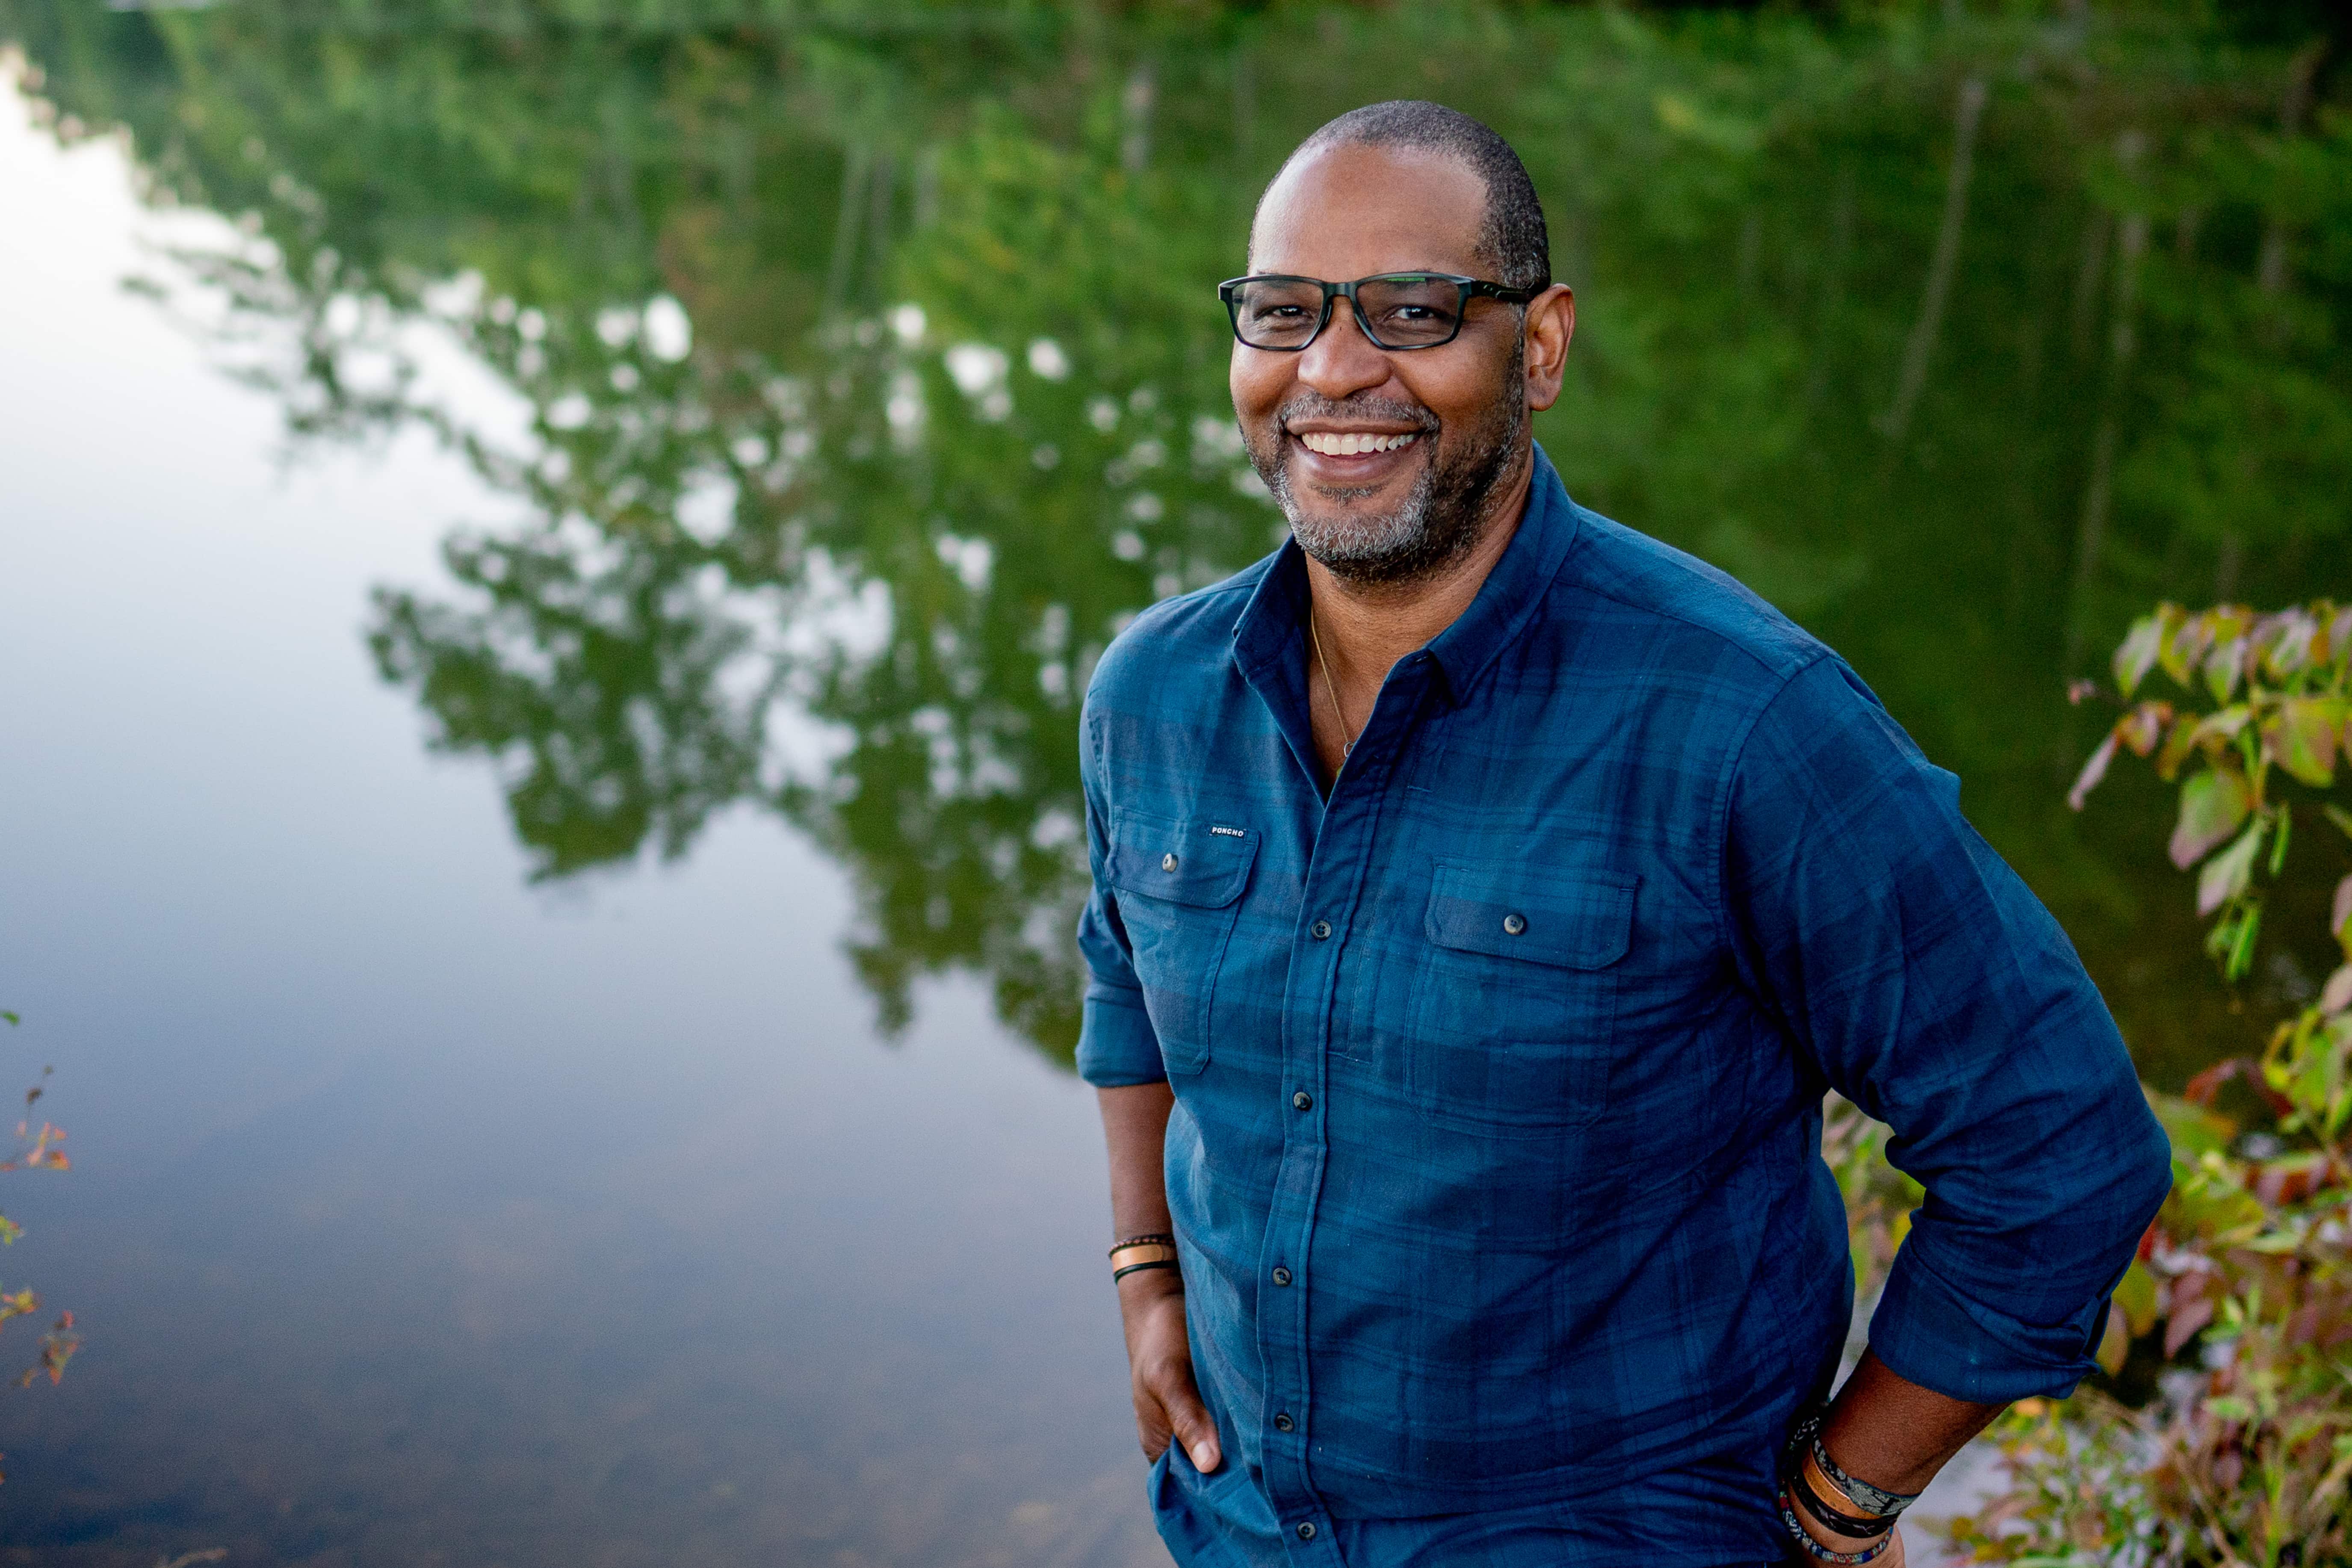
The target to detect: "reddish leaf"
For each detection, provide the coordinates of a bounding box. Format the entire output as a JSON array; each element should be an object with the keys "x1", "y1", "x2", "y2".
[
  {"x1": 2183, "y1": 1056, "x2": 2252, "y2": 1107},
  {"x1": 2170, "y1": 769, "x2": 2252, "y2": 869},
  {"x1": 2069, "y1": 732, "x2": 2119, "y2": 811},
  {"x1": 2321, "y1": 964, "x2": 2352, "y2": 1017},
  {"x1": 2166, "y1": 1290, "x2": 2217, "y2": 1357},
  {"x1": 2117, "y1": 701, "x2": 2172, "y2": 757}
]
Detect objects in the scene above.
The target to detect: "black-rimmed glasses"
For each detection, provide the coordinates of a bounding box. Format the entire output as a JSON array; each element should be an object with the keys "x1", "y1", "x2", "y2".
[{"x1": 1217, "y1": 272, "x2": 1536, "y2": 352}]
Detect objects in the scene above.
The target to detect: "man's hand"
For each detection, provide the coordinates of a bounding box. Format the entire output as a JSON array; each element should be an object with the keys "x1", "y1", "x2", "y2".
[{"x1": 1119, "y1": 1270, "x2": 1221, "y2": 1472}]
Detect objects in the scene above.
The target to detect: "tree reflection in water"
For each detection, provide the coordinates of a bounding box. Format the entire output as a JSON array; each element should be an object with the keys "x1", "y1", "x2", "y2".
[{"x1": 12, "y1": 0, "x2": 2350, "y2": 1079}]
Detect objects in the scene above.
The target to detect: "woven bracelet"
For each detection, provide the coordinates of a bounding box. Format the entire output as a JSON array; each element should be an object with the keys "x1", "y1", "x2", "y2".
[
  {"x1": 1777, "y1": 1490, "x2": 1894, "y2": 1565},
  {"x1": 1791, "y1": 1459, "x2": 1901, "y2": 1539},
  {"x1": 1107, "y1": 1233, "x2": 1175, "y2": 1259},
  {"x1": 1812, "y1": 1435, "x2": 1919, "y2": 1521}
]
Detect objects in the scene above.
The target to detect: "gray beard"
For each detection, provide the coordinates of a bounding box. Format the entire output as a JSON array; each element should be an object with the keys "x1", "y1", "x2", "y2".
[{"x1": 1248, "y1": 359, "x2": 1528, "y2": 588}]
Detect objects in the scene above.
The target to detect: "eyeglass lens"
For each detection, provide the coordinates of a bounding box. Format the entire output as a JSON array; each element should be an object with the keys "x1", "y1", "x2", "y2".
[{"x1": 1231, "y1": 277, "x2": 1466, "y2": 350}]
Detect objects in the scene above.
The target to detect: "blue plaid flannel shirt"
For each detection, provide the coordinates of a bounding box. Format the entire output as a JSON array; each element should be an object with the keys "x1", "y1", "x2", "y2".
[{"x1": 1075, "y1": 446, "x2": 2172, "y2": 1564}]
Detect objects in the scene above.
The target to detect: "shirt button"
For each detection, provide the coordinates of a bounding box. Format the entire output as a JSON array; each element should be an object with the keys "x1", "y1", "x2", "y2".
[
  {"x1": 1274, "y1": 1411, "x2": 1295, "y2": 1432},
  {"x1": 1292, "y1": 1091, "x2": 1313, "y2": 1111},
  {"x1": 1162, "y1": 852, "x2": 1179, "y2": 872},
  {"x1": 1271, "y1": 1266, "x2": 1293, "y2": 1286},
  {"x1": 1296, "y1": 1522, "x2": 1318, "y2": 1541},
  {"x1": 1502, "y1": 912, "x2": 1527, "y2": 936},
  {"x1": 1310, "y1": 919, "x2": 1333, "y2": 940}
]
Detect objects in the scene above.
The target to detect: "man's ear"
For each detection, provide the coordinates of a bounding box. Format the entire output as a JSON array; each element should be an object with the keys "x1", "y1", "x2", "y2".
[{"x1": 1522, "y1": 284, "x2": 1575, "y2": 413}]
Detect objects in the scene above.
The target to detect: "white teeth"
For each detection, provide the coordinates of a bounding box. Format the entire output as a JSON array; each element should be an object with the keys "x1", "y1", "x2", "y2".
[{"x1": 1300, "y1": 431, "x2": 1419, "y2": 456}]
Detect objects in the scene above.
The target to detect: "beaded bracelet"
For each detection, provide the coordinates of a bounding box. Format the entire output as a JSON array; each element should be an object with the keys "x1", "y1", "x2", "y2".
[
  {"x1": 1778, "y1": 1488, "x2": 1895, "y2": 1565},
  {"x1": 1108, "y1": 1233, "x2": 1176, "y2": 1258}
]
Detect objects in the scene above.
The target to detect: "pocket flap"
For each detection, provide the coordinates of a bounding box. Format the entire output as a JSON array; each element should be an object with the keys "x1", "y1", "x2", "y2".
[
  {"x1": 1105, "y1": 810, "x2": 1259, "y2": 909},
  {"x1": 1425, "y1": 859, "x2": 1636, "y2": 969}
]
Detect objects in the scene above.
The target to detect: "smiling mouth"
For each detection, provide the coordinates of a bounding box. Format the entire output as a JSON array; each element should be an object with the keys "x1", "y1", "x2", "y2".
[{"x1": 1296, "y1": 431, "x2": 1421, "y2": 456}]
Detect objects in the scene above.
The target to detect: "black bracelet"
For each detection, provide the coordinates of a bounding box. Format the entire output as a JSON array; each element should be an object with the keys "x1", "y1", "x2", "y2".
[
  {"x1": 1112, "y1": 1259, "x2": 1181, "y2": 1282},
  {"x1": 1778, "y1": 1489, "x2": 1894, "y2": 1564},
  {"x1": 1790, "y1": 1459, "x2": 1901, "y2": 1539}
]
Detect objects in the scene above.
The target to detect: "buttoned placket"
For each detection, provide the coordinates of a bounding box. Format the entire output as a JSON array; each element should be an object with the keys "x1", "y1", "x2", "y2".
[{"x1": 1249, "y1": 644, "x2": 1442, "y2": 1563}]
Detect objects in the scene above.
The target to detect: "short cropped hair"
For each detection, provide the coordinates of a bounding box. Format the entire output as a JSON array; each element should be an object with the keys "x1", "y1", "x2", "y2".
[{"x1": 1279, "y1": 100, "x2": 1551, "y2": 292}]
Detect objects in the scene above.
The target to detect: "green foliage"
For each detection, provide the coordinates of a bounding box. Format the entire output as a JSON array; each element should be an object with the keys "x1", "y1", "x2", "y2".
[
  {"x1": 1902, "y1": 609, "x2": 2352, "y2": 1566},
  {"x1": 0, "y1": 1021, "x2": 79, "y2": 1484},
  {"x1": 2071, "y1": 601, "x2": 2352, "y2": 983}
]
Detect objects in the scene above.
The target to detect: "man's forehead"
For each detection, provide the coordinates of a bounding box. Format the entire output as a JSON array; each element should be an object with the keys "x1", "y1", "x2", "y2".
[{"x1": 1247, "y1": 141, "x2": 1489, "y2": 278}]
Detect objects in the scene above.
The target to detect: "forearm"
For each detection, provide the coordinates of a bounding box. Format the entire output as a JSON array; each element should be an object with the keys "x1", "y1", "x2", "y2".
[
  {"x1": 1098, "y1": 1081, "x2": 1176, "y2": 1244},
  {"x1": 1819, "y1": 1349, "x2": 2003, "y2": 1496},
  {"x1": 1783, "y1": 1349, "x2": 2003, "y2": 1562}
]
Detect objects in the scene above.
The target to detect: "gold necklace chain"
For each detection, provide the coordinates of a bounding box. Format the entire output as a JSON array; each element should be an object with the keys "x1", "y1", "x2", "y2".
[{"x1": 1307, "y1": 604, "x2": 1361, "y2": 761}]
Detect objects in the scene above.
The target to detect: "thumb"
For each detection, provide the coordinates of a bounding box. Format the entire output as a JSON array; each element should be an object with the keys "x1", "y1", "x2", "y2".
[{"x1": 1167, "y1": 1388, "x2": 1222, "y2": 1474}]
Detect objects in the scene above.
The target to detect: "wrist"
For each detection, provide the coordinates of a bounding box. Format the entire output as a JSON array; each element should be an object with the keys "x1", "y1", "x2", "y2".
[{"x1": 1116, "y1": 1266, "x2": 1186, "y2": 1306}]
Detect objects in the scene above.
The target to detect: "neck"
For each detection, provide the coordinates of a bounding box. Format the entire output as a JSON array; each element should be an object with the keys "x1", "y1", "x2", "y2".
[{"x1": 1306, "y1": 445, "x2": 1534, "y2": 679}]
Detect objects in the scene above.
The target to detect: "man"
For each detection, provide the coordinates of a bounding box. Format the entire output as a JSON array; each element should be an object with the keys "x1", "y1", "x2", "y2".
[{"x1": 1075, "y1": 101, "x2": 2171, "y2": 1567}]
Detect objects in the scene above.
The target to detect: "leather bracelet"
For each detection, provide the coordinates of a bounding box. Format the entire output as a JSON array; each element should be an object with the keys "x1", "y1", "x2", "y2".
[
  {"x1": 1791, "y1": 1457, "x2": 1900, "y2": 1539},
  {"x1": 1108, "y1": 1233, "x2": 1175, "y2": 1259},
  {"x1": 1108, "y1": 1242, "x2": 1179, "y2": 1270},
  {"x1": 1813, "y1": 1435, "x2": 1919, "y2": 1522},
  {"x1": 1112, "y1": 1259, "x2": 1181, "y2": 1282},
  {"x1": 1778, "y1": 1488, "x2": 1894, "y2": 1564}
]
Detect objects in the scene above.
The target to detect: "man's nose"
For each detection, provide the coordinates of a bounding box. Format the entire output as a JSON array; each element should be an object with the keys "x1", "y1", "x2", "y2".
[{"x1": 1295, "y1": 298, "x2": 1392, "y2": 402}]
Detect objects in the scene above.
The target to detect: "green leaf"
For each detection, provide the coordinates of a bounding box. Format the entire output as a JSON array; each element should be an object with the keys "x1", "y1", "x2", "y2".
[
  {"x1": 2256, "y1": 608, "x2": 2319, "y2": 679},
  {"x1": 0, "y1": 1013, "x2": 15, "y2": 1027},
  {"x1": 2198, "y1": 821, "x2": 2265, "y2": 917},
  {"x1": 2148, "y1": 1089, "x2": 2237, "y2": 1158},
  {"x1": 2334, "y1": 874, "x2": 2352, "y2": 949},
  {"x1": 2113, "y1": 1258, "x2": 2159, "y2": 1336},
  {"x1": 2160, "y1": 606, "x2": 2210, "y2": 687},
  {"x1": 2225, "y1": 899, "x2": 2263, "y2": 982},
  {"x1": 2113, "y1": 613, "x2": 2164, "y2": 697},
  {"x1": 2269, "y1": 803, "x2": 2291, "y2": 877},
  {"x1": 2206, "y1": 633, "x2": 2248, "y2": 704},
  {"x1": 2263, "y1": 697, "x2": 2341, "y2": 787},
  {"x1": 2171, "y1": 769, "x2": 2252, "y2": 869},
  {"x1": 2328, "y1": 804, "x2": 2352, "y2": 844}
]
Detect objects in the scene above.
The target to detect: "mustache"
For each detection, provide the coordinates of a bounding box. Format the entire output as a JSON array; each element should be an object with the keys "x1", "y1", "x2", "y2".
[{"x1": 1275, "y1": 393, "x2": 1439, "y2": 434}]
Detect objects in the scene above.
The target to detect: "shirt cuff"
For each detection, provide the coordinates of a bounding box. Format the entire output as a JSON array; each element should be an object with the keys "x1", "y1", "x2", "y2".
[
  {"x1": 1076, "y1": 983, "x2": 1168, "y2": 1087},
  {"x1": 1867, "y1": 1245, "x2": 2109, "y2": 1404}
]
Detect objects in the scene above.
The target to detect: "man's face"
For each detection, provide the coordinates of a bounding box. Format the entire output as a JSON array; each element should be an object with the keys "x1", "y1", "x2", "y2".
[{"x1": 1232, "y1": 142, "x2": 1540, "y2": 586}]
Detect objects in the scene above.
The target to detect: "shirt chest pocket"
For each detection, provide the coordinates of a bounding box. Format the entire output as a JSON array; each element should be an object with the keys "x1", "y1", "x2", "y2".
[
  {"x1": 1104, "y1": 809, "x2": 1259, "y2": 1076},
  {"x1": 1407, "y1": 858, "x2": 1638, "y2": 1135}
]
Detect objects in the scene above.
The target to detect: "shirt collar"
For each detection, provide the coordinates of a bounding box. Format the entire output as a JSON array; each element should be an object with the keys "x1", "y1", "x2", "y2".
[{"x1": 1229, "y1": 442, "x2": 1581, "y2": 712}]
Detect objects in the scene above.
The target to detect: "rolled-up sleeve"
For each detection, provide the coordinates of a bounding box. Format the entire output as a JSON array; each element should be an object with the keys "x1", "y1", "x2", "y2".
[
  {"x1": 1074, "y1": 706, "x2": 1167, "y2": 1088},
  {"x1": 1727, "y1": 656, "x2": 2172, "y2": 1403}
]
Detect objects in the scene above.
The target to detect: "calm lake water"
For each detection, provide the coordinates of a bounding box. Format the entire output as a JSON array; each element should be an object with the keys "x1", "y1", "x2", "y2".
[{"x1": 0, "y1": 4, "x2": 2344, "y2": 1563}]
